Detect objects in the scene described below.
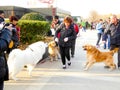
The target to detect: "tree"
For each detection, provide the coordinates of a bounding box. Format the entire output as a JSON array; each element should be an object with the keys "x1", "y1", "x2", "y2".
[
  {"x1": 73, "y1": 17, "x2": 78, "y2": 22},
  {"x1": 88, "y1": 10, "x2": 99, "y2": 22}
]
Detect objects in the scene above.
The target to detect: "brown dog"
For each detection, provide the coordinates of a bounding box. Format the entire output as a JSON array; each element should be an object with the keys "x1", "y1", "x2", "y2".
[
  {"x1": 48, "y1": 41, "x2": 60, "y2": 61},
  {"x1": 82, "y1": 44, "x2": 118, "y2": 71}
]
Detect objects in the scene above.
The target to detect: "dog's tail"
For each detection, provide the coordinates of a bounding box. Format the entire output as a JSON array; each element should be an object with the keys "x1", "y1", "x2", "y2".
[
  {"x1": 7, "y1": 49, "x2": 21, "y2": 74},
  {"x1": 110, "y1": 48, "x2": 119, "y2": 54}
]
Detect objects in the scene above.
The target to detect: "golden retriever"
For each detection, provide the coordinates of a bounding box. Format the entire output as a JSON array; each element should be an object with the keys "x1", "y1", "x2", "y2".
[
  {"x1": 48, "y1": 41, "x2": 60, "y2": 61},
  {"x1": 82, "y1": 44, "x2": 118, "y2": 71}
]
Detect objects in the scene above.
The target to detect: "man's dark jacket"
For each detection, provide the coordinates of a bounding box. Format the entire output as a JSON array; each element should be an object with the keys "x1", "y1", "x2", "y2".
[
  {"x1": 103, "y1": 20, "x2": 120, "y2": 45},
  {"x1": 0, "y1": 28, "x2": 12, "y2": 82}
]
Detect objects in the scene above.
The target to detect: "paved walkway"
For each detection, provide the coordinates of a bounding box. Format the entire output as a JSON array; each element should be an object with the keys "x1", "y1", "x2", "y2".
[{"x1": 4, "y1": 30, "x2": 120, "y2": 90}]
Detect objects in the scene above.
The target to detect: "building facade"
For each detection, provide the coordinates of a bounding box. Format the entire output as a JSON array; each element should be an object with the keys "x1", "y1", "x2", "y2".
[{"x1": 0, "y1": 6, "x2": 71, "y2": 21}]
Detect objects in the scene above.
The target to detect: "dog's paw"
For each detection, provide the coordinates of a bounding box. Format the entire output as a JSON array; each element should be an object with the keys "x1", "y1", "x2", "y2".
[
  {"x1": 109, "y1": 68, "x2": 115, "y2": 71},
  {"x1": 109, "y1": 69, "x2": 113, "y2": 71},
  {"x1": 50, "y1": 60, "x2": 53, "y2": 62},
  {"x1": 83, "y1": 68, "x2": 88, "y2": 71}
]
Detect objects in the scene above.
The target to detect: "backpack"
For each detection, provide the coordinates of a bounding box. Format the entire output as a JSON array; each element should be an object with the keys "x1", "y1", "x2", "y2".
[{"x1": 74, "y1": 23, "x2": 79, "y2": 34}]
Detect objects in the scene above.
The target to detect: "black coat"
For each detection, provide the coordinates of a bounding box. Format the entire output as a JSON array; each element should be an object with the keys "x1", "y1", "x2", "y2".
[
  {"x1": 11, "y1": 25, "x2": 19, "y2": 47},
  {"x1": 0, "y1": 28, "x2": 12, "y2": 82},
  {"x1": 55, "y1": 23, "x2": 76, "y2": 47},
  {"x1": 103, "y1": 20, "x2": 120, "y2": 45},
  {"x1": 0, "y1": 17, "x2": 4, "y2": 23}
]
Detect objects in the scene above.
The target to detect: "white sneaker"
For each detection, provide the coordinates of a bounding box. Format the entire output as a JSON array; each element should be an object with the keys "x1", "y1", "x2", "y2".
[{"x1": 62, "y1": 65, "x2": 66, "y2": 69}]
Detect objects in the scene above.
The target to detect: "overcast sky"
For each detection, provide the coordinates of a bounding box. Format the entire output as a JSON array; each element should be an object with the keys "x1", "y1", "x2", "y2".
[{"x1": 0, "y1": 0, "x2": 120, "y2": 18}]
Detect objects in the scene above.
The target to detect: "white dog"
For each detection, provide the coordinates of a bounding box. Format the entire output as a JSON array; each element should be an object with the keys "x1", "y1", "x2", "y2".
[{"x1": 7, "y1": 41, "x2": 47, "y2": 81}]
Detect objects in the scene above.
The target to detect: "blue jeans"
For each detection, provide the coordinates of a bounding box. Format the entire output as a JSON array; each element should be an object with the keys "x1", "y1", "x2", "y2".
[
  {"x1": 107, "y1": 35, "x2": 110, "y2": 49},
  {"x1": 103, "y1": 35, "x2": 110, "y2": 49}
]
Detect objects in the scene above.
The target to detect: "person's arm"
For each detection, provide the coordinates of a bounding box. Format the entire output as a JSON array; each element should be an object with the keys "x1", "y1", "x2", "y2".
[
  {"x1": 54, "y1": 23, "x2": 63, "y2": 38},
  {"x1": 0, "y1": 20, "x2": 5, "y2": 30},
  {"x1": 0, "y1": 28, "x2": 12, "y2": 53},
  {"x1": 96, "y1": 23, "x2": 103, "y2": 30},
  {"x1": 104, "y1": 24, "x2": 111, "y2": 34},
  {"x1": 102, "y1": 24, "x2": 111, "y2": 42}
]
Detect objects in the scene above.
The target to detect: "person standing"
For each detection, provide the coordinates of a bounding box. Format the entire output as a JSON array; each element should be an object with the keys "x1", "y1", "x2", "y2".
[
  {"x1": 7, "y1": 16, "x2": 20, "y2": 54},
  {"x1": 51, "y1": 16, "x2": 61, "y2": 45},
  {"x1": 54, "y1": 16, "x2": 76, "y2": 69},
  {"x1": 102, "y1": 18, "x2": 111, "y2": 49},
  {"x1": 103, "y1": 14, "x2": 120, "y2": 69},
  {"x1": 0, "y1": 23, "x2": 13, "y2": 90},
  {"x1": 70, "y1": 22, "x2": 79, "y2": 58},
  {"x1": 51, "y1": 15, "x2": 61, "y2": 30},
  {"x1": 48, "y1": 15, "x2": 61, "y2": 36},
  {"x1": 70, "y1": 16, "x2": 79, "y2": 58},
  {"x1": 81, "y1": 21, "x2": 86, "y2": 32},
  {"x1": 96, "y1": 19, "x2": 104, "y2": 48}
]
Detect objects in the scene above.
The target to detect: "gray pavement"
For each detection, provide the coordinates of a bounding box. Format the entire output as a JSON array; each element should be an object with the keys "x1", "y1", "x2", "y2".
[{"x1": 4, "y1": 30, "x2": 120, "y2": 90}]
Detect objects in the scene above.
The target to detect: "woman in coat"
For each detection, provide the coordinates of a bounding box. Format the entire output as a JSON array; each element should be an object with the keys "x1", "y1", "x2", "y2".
[
  {"x1": 54, "y1": 16, "x2": 76, "y2": 69},
  {"x1": 7, "y1": 16, "x2": 20, "y2": 54}
]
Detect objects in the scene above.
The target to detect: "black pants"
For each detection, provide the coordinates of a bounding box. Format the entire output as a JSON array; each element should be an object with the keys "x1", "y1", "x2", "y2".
[
  {"x1": 110, "y1": 45, "x2": 120, "y2": 67},
  {"x1": 0, "y1": 81, "x2": 4, "y2": 90},
  {"x1": 59, "y1": 46, "x2": 70, "y2": 65},
  {"x1": 70, "y1": 40, "x2": 76, "y2": 56}
]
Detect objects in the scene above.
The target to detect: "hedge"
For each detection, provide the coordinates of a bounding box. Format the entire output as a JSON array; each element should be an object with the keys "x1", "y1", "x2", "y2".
[
  {"x1": 18, "y1": 20, "x2": 50, "y2": 44},
  {"x1": 20, "y1": 12, "x2": 46, "y2": 21}
]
